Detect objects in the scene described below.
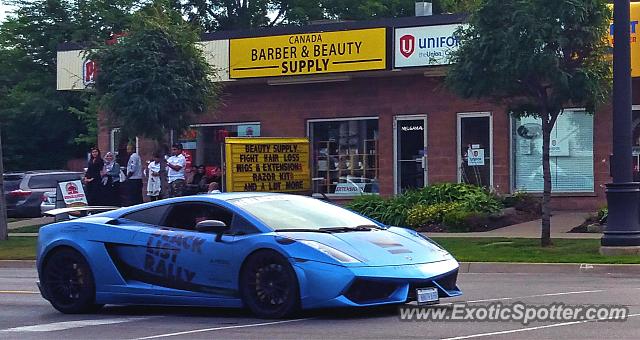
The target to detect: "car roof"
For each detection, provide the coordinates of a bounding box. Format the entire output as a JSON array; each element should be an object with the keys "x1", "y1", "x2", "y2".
[
  {"x1": 202, "y1": 192, "x2": 285, "y2": 201},
  {"x1": 98, "y1": 192, "x2": 287, "y2": 217}
]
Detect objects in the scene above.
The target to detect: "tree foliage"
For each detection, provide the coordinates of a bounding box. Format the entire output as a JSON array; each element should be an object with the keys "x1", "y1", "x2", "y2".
[
  {"x1": 173, "y1": 0, "x2": 481, "y2": 31},
  {"x1": 446, "y1": 0, "x2": 612, "y2": 246},
  {"x1": 0, "y1": 0, "x2": 139, "y2": 170},
  {"x1": 90, "y1": 1, "x2": 221, "y2": 142},
  {"x1": 322, "y1": 0, "x2": 481, "y2": 20}
]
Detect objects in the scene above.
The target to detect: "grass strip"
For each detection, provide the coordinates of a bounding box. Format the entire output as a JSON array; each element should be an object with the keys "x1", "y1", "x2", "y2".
[
  {"x1": 0, "y1": 237, "x2": 37, "y2": 260},
  {"x1": 9, "y1": 224, "x2": 44, "y2": 234},
  {"x1": 432, "y1": 237, "x2": 640, "y2": 264},
  {"x1": 0, "y1": 237, "x2": 638, "y2": 263}
]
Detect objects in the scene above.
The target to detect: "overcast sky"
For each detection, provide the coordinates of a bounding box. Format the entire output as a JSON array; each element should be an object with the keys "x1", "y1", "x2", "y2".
[{"x1": 0, "y1": 2, "x2": 14, "y2": 22}]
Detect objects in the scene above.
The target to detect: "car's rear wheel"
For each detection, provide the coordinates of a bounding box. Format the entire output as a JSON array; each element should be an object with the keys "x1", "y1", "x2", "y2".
[
  {"x1": 240, "y1": 250, "x2": 299, "y2": 318},
  {"x1": 41, "y1": 248, "x2": 103, "y2": 314}
]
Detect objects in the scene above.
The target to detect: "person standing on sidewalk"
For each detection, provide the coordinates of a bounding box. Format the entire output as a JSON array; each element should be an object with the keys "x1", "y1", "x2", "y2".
[
  {"x1": 125, "y1": 143, "x2": 143, "y2": 205},
  {"x1": 146, "y1": 152, "x2": 162, "y2": 201},
  {"x1": 166, "y1": 143, "x2": 186, "y2": 197},
  {"x1": 84, "y1": 147, "x2": 104, "y2": 206}
]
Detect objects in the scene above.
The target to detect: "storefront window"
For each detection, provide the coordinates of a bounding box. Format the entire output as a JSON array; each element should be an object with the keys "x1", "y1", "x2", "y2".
[
  {"x1": 109, "y1": 128, "x2": 138, "y2": 166},
  {"x1": 512, "y1": 109, "x2": 594, "y2": 192},
  {"x1": 177, "y1": 123, "x2": 260, "y2": 191},
  {"x1": 309, "y1": 118, "x2": 379, "y2": 195}
]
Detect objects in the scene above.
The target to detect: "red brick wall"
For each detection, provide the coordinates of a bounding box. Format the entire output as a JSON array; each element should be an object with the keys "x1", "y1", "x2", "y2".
[
  {"x1": 96, "y1": 76, "x2": 640, "y2": 211},
  {"x1": 200, "y1": 75, "x2": 505, "y2": 197}
]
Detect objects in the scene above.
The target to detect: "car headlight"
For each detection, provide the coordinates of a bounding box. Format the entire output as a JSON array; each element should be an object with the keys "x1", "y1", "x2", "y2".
[{"x1": 299, "y1": 240, "x2": 361, "y2": 263}]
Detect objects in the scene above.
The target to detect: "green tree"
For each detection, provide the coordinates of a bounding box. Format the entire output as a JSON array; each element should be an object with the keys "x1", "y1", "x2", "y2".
[
  {"x1": 446, "y1": 0, "x2": 612, "y2": 246},
  {"x1": 0, "y1": 0, "x2": 139, "y2": 170},
  {"x1": 174, "y1": 0, "x2": 480, "y2": 31},
  {"x1": 322, "y1": 0, "x2": 481, "y2": 20},
  {"x1": 173, "y1": 0, "x2": 324, "y2": 31},
  {"x1": 90, "y1": 1, "x2": 220, "y2": 142}
]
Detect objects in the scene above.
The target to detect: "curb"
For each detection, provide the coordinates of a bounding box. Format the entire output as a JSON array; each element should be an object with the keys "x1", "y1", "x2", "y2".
[
  {"x1": 459, "y1": 262, "x2": 640, "y2": 274},
  {"x1": 0, "y1": 260, "x2": 36, "y2": 268}
]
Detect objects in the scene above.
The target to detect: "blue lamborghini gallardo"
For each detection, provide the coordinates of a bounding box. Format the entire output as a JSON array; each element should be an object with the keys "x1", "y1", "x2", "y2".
[{"x1": 37, "y1": 193, "x2": 461, "y2": 318}]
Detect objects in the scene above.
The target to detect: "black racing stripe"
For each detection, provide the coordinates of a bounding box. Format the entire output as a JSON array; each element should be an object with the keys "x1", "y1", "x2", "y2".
[
  {"x1": 388, "y1": 248, "x2": 413, "y2": 254},
  {"x1": 104, "y1": 243, "x2": 239, "y2": 298},
  {"x1": 371, "y1": 241, "x2": 404, "y2": 248}
]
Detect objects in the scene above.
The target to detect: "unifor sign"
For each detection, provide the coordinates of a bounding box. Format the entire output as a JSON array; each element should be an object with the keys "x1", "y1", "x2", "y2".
[
  {"x1": 229, "y1": 28, "x2": 386, "y2": 78},
  {"x1": 225, "y1": 137, "x2": 311, "y2": 193},
  {"x1": 394, "y1": 24, "x2": 466, "y2": 68}
]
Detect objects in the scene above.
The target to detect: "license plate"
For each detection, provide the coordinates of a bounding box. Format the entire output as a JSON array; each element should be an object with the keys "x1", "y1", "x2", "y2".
[{"x1": 416, "y1": 287, "x2": 439, "y2": 305}]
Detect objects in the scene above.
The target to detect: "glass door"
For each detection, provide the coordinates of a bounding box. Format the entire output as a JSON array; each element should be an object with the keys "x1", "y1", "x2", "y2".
[
  {"x1": 394, "y1": 115, "x2": 428, "y2": 194},
  {"x1": 457, "y1": 113, "x2": 493, "y2": 188}
]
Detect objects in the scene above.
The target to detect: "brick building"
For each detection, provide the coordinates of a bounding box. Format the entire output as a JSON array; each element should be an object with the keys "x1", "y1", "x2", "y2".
[{"x1": 57, "y1": 12, "x2": 640, "y2": 210}]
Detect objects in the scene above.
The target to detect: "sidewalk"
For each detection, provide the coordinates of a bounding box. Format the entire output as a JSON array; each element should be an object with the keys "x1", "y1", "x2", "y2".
[
  {"x1": 425, "y1": 211, "x2": 600, "y2": 239},
  {"x1": 8, "y1": 217, "x2": 53, "y2": 230}
]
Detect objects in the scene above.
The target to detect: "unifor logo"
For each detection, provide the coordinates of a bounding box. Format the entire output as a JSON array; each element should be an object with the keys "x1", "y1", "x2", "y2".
[
  {"x1": 399, "y1": 34, "x2": 415, "y2": 58},
  {"x1": 66, "y1": 182, "x2": 79, "y2": 195},
  {"x1": 83, "y1": 59, "x2": 97, "y2": 86}
]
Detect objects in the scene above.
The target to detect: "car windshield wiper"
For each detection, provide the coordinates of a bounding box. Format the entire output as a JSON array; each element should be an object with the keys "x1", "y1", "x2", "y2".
[
  {"x1": 274, "y1": 228, "x2": 332, "y2": 233},
  {"x1": 319, "y1": 225, "x2": 378, "y2": 232},
  {"x1": 355, "y1": 224, "x2": 385, "y2": 230}
]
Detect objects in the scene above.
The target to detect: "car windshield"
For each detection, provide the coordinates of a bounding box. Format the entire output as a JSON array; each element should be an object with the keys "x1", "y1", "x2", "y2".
[{"x1": 232, "y1": 195, "x2": 376, "y2": 230}]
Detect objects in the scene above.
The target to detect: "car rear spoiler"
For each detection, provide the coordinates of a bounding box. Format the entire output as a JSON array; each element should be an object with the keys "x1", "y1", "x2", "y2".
[{"x1": 43, "y1": 206, "x2": 119, "y2": 216}]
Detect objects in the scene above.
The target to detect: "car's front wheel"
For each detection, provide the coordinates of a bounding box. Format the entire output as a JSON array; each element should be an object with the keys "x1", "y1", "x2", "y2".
[
  {"x1": 41, "y1": 248, "x2": 103, "y2": 314},
  {"x1": 240, "y1": 250, "x2": 300, "y2": 318}
]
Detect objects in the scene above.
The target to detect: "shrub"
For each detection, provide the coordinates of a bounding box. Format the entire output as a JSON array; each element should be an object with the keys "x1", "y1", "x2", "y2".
[
  {"x1": 597, "y1": 206, "x2": 608, "y2": 224},
  {"x1": 504, "y1": 191, "x2": 542, "y2": 214},
  {"x1": 416, "y1": 183, "x2": 502, "y2": 214},
  {"x1": 406, "y1": 202, "x2": 463, "y2": 228},
  {"x1": 345, "y1": 194, "x2": 386, "y2": 221},
  {"x1": 346, "y1": 183, "x2": 503, "y2": 228},
  {"x1": 442, "y1": 209, "x2": 472, "y2": 232}
]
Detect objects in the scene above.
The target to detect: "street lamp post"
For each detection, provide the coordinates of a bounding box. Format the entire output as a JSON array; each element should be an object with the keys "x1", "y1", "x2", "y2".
[{"x1": 601, "y1": 0, "x2": 640, "y2": 254}]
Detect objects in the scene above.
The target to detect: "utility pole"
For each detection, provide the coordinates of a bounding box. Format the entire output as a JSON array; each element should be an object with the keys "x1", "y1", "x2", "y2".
[{"x1": 0, "y1": 128, "x2": 8, "y2": 241}]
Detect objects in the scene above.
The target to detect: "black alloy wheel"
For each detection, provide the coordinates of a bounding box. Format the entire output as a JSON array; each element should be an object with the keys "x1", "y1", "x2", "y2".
[
  {"x1": 41, "y1": 248, "x2": 103, "y2": 314},
  {"x1": 240, "y1": 250, "x2": 300, "y2": 318}
]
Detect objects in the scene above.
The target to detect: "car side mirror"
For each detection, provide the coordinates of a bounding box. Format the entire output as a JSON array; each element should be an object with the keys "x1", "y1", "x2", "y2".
[{"x1": 196, "y1": 219, "x2": 230, "y2": 241}]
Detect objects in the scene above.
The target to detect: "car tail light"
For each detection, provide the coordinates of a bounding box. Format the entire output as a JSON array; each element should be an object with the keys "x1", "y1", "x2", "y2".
[
  {"x1": 41, "y1": 194, "x2": 47, "y2": 202},
  {"x1": 8, "y1": 190, "x2": 32, "y2": 198}
]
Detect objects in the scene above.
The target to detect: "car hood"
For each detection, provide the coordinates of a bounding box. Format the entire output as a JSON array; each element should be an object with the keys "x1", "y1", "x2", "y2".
[{"x1": 278, "y1": 229, "x2": 451, "y2": 266}]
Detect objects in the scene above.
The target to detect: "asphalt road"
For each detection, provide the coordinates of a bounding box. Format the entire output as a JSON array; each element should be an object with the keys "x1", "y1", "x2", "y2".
[{"x1": 1, "y1": 267, "x2": 639, "y2": 339}]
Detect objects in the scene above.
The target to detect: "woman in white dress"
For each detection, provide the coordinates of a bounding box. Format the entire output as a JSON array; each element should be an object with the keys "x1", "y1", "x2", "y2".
[{"x1": 146, "y1": 153, "x2": 162, "y2": 201}]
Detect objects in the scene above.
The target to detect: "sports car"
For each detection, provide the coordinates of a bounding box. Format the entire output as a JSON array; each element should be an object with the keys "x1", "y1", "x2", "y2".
[{"x1": 37, "y1": 192, "x2": 461, "y2": 318}]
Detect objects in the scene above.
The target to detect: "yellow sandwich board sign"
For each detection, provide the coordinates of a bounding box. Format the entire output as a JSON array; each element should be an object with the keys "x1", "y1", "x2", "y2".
[
  {"x1": 224, "y1": 137, "x2": 311, "y2": 193},
  {"x1": 229, "y1": 28, "x2": 387, "y2": 79}
]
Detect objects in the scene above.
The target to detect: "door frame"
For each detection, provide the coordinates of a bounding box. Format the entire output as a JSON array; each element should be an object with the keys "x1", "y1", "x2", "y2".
[
  {"x1": 393, "y1": 114, "x2": 428, "y2": 194},
  {"x1": 457, "y1": 112, "x2": 493, "y2": 188}
]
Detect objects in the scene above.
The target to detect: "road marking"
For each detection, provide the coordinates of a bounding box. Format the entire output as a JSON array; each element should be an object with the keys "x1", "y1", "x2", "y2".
[
  {"x1": 439, "y1": 290, "x2": 605, "y2": 305},
  {"x1": 2, "y1": 318, "x2": 150, "y2": 332},
  {"x1": 440, "y1": 313, "x2": 640, "y2": 340},
  {"x1": 134, "y1": 318, "x2": 313, "y2": 339},
  {"x1": 0, "y1": 290, "x2": 39, "y2": 294}
]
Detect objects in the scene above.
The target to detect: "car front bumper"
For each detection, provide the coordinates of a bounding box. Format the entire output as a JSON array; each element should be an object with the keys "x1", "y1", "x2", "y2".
[{"x1": 294, "y1": 257, "x2": 461, "y2": 310}]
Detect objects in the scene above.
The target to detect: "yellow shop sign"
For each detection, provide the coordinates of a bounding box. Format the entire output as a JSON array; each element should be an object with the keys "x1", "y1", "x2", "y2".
[{"x1": 229, "y1": 28, "x2": 387, "y2": 78}]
